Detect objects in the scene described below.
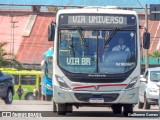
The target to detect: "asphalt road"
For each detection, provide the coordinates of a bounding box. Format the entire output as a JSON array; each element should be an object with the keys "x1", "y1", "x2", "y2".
[{"x1": 0, "y1": 100, "x2": 159, "y2": 120}]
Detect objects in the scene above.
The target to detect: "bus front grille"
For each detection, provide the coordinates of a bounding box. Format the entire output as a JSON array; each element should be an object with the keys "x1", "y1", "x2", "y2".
[
  {"x1": 68, "y1": 77, "x2": 126, "y2": 83},
  {"x1": 74, "y1": 93, "x2": 119, "y2": 102}
]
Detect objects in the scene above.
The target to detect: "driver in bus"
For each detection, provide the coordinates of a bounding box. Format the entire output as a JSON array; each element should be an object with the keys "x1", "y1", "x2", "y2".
[{"x1": 112, "y1": 38, "x2": 130, "y2": 51}]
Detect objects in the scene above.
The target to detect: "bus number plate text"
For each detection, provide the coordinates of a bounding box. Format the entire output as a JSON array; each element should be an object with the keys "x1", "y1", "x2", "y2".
[{"x1": 89, "y1": 98, "x2": 104, "y2": 103}]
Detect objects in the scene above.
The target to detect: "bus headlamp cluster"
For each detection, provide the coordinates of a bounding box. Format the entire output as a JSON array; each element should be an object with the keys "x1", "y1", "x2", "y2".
[
  {"x1": 125, "y1": 76, "x2": 138, "y2": 90},
  {"x1": 55, "y1": 75, "x2": 70, "y2": 90},
  {"x1": 45, "y1": 84, "x2": 52, "y2": 90}
]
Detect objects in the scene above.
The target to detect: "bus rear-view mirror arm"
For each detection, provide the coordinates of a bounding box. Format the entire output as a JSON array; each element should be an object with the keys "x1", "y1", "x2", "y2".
[
  {"x1": 143, "y1": 32, "x2": 150, "y2": 49},
  {"x1": 48, "y1": 21, "x2": 55, "y2": 41}
]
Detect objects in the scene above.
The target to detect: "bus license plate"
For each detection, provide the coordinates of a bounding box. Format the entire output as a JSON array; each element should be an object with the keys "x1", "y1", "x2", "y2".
[{"x1": 89, "y1": 98, "x2": 104, "y2": 103}]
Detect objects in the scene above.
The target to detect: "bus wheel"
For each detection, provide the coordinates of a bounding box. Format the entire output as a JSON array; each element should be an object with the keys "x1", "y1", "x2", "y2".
[
  {"x1": 144, "y1": 95, "x2": 150, "y2": 109},
  {"x1": 25, "y1": 93, "x2": 34, "y2": 100},
  {"x1": 57, "y1": 103, "x2": 67, "y2": 115},
  {"x1": 123, "y1": 104, "x2": 133, "y2": 117},
  {"x1": 138, "y1": 100, "x2": 144, "y2": 109},
  {"x1": 111, "y1": 104, "x2": 122, "y2": 114},
  {"x1": 67, "y1": 104, "x2": 72, "y2": 113},
  {"x1": 46, "y1": 95, "x2": 52, "y2": 101},
  {"x1": 53, "y1": 102, "x2": 57, "y2": 113},
  {"x1": 4, "y1": 89, "x2": 13, "y2": 104}
]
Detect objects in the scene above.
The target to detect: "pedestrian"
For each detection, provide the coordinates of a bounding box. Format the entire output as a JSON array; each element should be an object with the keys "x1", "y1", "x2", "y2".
[
  {"x1": 17, "y1": 85, "x2": 23, "y2": 100},
  {"x1": 33, "y1": 86, "x2": 39, "y2": 100}
]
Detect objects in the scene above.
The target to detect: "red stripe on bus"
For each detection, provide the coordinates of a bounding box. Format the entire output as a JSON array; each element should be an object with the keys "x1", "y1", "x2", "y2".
[{"x1": 72, "y1": 84, "x2": 128, "y2": 90}]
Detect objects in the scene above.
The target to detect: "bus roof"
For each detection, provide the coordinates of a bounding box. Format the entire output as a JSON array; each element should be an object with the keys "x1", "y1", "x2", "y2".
[
  {"x1": 0, "y1": 68, "x2": 43, "y2": 75},
  {"x1": 44, "y1": 49, "x2": 53, "y2": 58},
  {"x1": 57, "y1": 8, "x2": 138, "y2": 16}
]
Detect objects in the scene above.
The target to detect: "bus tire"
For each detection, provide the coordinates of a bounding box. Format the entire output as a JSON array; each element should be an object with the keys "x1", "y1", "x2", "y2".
[
  {"x1": 53, "y1": 102, "x2": 57, "y2": 113},
  {"x1": 138, "y1": 100, "x2": 144, "y2": 109},
  {"x1": 123, "y1": 104, "x2": 133, "y2": 117},
  {"x1": 67, "y1": 104, "x2": 72, "y2": 113},
  {"x1": 144, "y1": 95, "x2": 150, "y2": 109},
  {"x1": 46, "y1": 95, "x2": 52, "y2": 101},
  {"x1": 4, "y1": 89, "x2": 13, "y2": 104},
  {"x1": 57, "y1": 103, "x2": 67, "y2": 115},
  {"x1": 25, "y1": 93, "x2": 34, "y2": 100},
  {"x1": 111, "y1": 104, "x2": 122, "y2": 114}
]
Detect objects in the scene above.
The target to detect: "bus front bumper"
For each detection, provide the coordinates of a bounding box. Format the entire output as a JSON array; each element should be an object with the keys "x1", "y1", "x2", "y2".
[{"x1": 53, "y1": 86, "x2": 139, "y2": 105}]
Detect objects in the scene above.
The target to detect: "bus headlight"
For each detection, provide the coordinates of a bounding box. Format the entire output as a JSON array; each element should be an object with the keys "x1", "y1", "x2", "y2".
[
  {"x1": 125, "y1": 76, "x2": 138, "y2": 90},
  {"x1": 45, "y1": 84, "x2": 52, "y2": 90},
  {"x1": 55, "y1": 75, "x2": 70, "y2": 90}
]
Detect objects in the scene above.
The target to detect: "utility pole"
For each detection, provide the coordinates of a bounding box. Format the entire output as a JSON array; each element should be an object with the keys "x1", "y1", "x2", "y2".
[
  {"x1": 10, "y1": 16, "x2": 18, "y2": 60},
  {"x1": 145, "y1": 4, "x2": 149, "y2": 70}
]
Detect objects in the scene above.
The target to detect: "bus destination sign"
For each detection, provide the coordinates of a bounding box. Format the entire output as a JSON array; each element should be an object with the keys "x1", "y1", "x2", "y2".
[
  {"x1": 68, "y1": 16, "x2": 127, "y2": 25},
  {"x1": 59, "y1": 14, "x2": 136, "y2": 26}
]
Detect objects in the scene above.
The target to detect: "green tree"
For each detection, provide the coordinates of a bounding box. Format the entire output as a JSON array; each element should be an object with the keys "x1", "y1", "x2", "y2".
[
  {"x1": 149, "y1": 51, "x2": 160, "y2": 58},
  {"x1": 0, "y1": 42, "x2": 23, "y2": 70},
  {"x1": 47, "y1": 6, "x2": 58, "y2": 13}
]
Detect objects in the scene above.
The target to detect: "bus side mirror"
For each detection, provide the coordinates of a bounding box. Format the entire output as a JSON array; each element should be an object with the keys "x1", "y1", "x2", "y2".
[
  {"x1": 143, "y1": 32, "x2": 150, "y2": 49},
  {"x1": 48, "y1": 22, "x2": 55, "y2": 41}
]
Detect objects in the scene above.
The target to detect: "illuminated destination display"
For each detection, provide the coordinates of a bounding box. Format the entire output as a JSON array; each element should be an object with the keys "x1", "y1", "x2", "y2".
[
  {"x1": 68, "y1": 16, "x2": 127, "y2": 25},
  {"x1": 66, "y1": 57, "x2": 91, "y2": 66},
  {"x1": 59, "y1": 14, "x2": 136, "y2": 26}
]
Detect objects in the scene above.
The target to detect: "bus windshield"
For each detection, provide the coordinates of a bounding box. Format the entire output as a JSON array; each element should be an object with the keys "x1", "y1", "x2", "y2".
[{"x1": 58, "y1": 29, "x2": 137, "y2": 74}]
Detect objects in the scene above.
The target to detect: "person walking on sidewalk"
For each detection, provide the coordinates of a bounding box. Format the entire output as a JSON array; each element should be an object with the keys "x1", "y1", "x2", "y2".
[
  {"x1": 17, "y1": 85, "x2": 23, "y2": 100},
  {"x1": 33, "y1": 86, "x2": 39, "y2": 100}
]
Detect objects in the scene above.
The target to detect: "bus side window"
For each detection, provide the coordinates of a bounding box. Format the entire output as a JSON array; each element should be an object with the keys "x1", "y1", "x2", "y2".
[
  {"x1": 21, "y1": 76, "x2": 28, "y2": 85},
  {"x1": 30, "y1": 76, "x2": 36, "y2": 85},
  {"x1": 21, "y1": 75, "x2": 36, "y2": 85},
  {"x1": 13, "y1": 75, "x2": 19, "y2": 85}
]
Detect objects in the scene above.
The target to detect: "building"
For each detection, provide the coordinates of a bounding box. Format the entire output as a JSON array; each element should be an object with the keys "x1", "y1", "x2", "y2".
[{"x1": 0, "y1": 0, "x2": 160, "y2": 68}]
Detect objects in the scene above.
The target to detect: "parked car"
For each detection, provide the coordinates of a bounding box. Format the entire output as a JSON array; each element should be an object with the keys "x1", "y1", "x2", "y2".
[
  {"x1": 0, "y1": 70, "x2": 14, "y2": 104},
  {"x1": 138, "y1": 67, "x2": 160, "y2": 109}
]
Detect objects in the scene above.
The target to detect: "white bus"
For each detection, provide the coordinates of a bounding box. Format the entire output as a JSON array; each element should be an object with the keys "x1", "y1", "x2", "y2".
[{"x1": 48, "y1": 7, "x2": 150, "y2": 116}]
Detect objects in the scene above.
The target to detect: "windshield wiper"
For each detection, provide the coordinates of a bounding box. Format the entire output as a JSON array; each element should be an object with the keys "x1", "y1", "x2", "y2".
[
  {"x1": 76, "y1": 27, "x2": 88, "y2": 47},
  {"x1": 103, "y1": 25, "x2": 136, "y2": 48},
  {"x1": 104, "y1": 27, "x2": 118, "y2": 48}
]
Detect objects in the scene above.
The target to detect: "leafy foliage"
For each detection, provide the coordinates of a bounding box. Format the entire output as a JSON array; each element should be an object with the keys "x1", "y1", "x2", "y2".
[
  {"x1": 0, "y1": 42, "x2": 24, "y2": 70},
  {"x1": 149, "y1": 51, "x2": 160, "y2": 58},
  {"x1": 47, "y1": 6, "x2": 58, "y2": 13}
]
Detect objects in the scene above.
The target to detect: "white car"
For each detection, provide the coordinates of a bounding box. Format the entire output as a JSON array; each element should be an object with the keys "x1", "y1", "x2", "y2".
[{"x1": 138, "y1": 67, "x2": 160, "y2": 109}]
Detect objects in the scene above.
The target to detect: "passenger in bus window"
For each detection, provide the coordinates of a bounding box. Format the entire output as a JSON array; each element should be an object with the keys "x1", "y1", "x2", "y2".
[
  {"x1": 112, "y1": 38, "x2": 130, "y2": 51},
  {"x1": 17, "y1": 85, "x2": 23, "y2": 100}
]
